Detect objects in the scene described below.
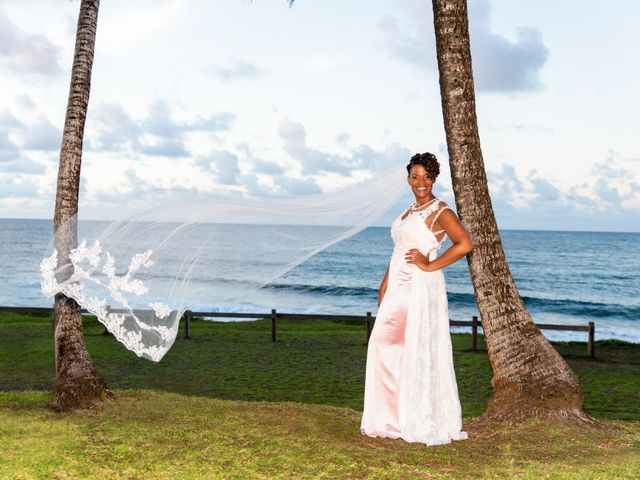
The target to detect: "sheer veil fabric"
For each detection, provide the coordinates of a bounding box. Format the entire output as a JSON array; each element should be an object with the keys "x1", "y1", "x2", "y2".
[{"x1": 41, "y1": 167, "x2": 408, "y2": 361}]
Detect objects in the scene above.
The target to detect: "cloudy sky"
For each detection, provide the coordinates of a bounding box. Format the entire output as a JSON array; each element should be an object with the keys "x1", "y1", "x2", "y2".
[{"x1": 1, "y1": 0, "x2": 639, "y2": 231}]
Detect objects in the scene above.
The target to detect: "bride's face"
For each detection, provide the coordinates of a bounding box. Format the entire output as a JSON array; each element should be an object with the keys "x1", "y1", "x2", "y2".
[{"x1": 408, "y1": 164, "x2": 435, "y2": 203}]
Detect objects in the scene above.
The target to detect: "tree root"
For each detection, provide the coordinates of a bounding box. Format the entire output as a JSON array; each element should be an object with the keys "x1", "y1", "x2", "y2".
[
  {"x1": 50, "y1": 373, "x2": 114, "y2": 412},
  {"x1": 464, "y1": 381, "x2": 615, "y2": 438}
]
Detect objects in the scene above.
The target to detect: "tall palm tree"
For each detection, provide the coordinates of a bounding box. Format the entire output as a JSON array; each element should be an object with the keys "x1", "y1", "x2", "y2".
[
  {"x1": 431, "y1": 0, "x2": 591, "y2": 423},
  {"x1": 52, "y1": 0, "x2": 111, "y2": 411}
]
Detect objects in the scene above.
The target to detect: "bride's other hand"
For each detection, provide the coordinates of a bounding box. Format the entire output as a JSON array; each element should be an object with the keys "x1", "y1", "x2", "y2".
[{"x1": 405, "y1": 249, "x2": 431, "y2": 271}]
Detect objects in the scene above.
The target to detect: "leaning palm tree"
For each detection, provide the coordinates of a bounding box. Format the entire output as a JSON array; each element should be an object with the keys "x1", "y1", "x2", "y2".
[
  {"x1": 52, "y1": 0, "x2": 111, "y2": 411},
  {"x1": 431, "y1": 0, "x2": 591, "y2": 423}
]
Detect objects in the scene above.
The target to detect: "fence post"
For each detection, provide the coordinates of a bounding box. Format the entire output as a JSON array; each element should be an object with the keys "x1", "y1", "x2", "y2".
[
  {"x1": 184, "y1": 310, "x2": 191, "y2": 339},
  {"x1": 366, "y1": 311, "x2": 372, "y2": 344},
  {"x1": 588, "y1": 321, "x2": 595, "y2": 358},
  {"x1": 471, "y1": 315, "x2": 478, "y2": 351},
  {"x1": 103, "y1": 305, "x2": 111, "y2": 335},
  {"x1": 271, "y1": 309, "x2": 277, "y2": 342}
]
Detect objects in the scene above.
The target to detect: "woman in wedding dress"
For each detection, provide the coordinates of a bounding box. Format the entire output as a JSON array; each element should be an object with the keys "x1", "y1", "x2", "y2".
[{"x1": 360, "y1": 152, "x2": 473, "y2": 445}]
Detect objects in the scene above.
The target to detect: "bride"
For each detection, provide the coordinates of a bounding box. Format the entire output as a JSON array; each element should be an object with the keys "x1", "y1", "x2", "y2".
[{"x1": 360, "y1": 152, "x2": 473, "y2": 445}]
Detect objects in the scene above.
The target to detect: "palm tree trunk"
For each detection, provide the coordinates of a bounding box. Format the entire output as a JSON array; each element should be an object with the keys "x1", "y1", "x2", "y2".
[
  {"x1": 52, "y1": 0, "x2": 111, "y2": 411},
  {"x1": 432, "y1": 0, "x2": 591, "y2": 423}
]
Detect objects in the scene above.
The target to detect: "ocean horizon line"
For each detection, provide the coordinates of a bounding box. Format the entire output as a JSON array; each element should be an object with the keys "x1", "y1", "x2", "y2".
[
  {"x1": 2, "y1": 218, "x2": 638, "y2": 345},
  {"x1": 1, "y1": 217, "x2": 639, "y2": 235}
]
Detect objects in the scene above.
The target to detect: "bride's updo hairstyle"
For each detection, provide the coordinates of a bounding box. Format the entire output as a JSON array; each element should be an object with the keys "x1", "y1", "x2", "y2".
[{"x1": 406, "y1": 152, "x2": 440, "y2": 180}]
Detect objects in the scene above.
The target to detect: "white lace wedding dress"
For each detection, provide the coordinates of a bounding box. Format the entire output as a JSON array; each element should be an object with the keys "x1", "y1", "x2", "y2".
[{"x1": 360, "y1": 197, "x2": 468, "y2": 445}]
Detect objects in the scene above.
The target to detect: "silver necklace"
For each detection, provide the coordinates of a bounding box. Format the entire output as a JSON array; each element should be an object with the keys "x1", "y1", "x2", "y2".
[{"x1": 407, "y1": 196, "x2": 439, "y2": 218}]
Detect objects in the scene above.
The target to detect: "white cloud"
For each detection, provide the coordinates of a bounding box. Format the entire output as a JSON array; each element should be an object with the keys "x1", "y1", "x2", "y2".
[
  {"x1": 485, "y1": 157, "x2": 640, "y2": 231},
  {"x1": 89, "y1": 100, "x2": 235, "y2": 157},
  {"x1": 273, "y1": 174, "x2": 321, "y2": 195},
  {"x1": 209, "y1": 61, "x2": 263, "y2": 82},
  {"x1": 197, "y1": 150, "x2": 241, "y2": 185},
  {"x1": 588, "y1": 159, "x2": 639, "y2": 208},
  {"x1": 91, "y1": 102, "x2": 141, "y2": 152},
  {"x1": 0, "y1": 7, "x2": 60, "y2": 75},
  {"x1": 528, "y1": 173, "x2": 560, "y2": 202},
  {"x1": 378, "y1": 0, "x2": 548, "y2": 93},
  {"x1": 15, "y1": 94, "x2": 35, "y2": 111},
  {"x1": 139, "y1": 138, "x2": 189, "y2": 158},
  {"x1": 0, "y1": 131, "x2": 20, "y2": 162},
  {"x1": 0, "y1": 176, "x2": 39, "y2": 198},
  {"x1": 351, "y1": 143, "x2": 411, "y2": 171},
  {"x1": 253, "y1": 159, "x2": 286, "y2": 176},
  {"x1": 278, "y1": 118, "x2": 357, "y2": 175},
  {"x1": 21, "y1": 116, "x2": 62, "y2": 151},
  {"x1": 0, "y1": 109, "x2": 24, "y2": 129}
]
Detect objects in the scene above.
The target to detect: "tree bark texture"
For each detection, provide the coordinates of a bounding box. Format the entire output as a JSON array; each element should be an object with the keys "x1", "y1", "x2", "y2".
[
  {"x1": 52, "y1": 0, "x2": 111, "y2": 411},
  {"x1": 432, "y1": 0, "x2": 589, "y2": 422}
]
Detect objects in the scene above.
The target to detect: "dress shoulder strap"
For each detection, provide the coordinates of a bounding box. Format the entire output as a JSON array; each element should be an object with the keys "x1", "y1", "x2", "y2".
[{"x1": 428, "y1": 200, "x2": 452, "y2": 231}]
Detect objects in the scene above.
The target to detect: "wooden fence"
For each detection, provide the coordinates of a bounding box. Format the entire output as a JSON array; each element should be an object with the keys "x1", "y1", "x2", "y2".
[
  {"x1": 0, "y1": 306, "x2": 595, "y2": 358},
  {"x1": 182, "y1": 309, "x2": 596, "y2": 358}
]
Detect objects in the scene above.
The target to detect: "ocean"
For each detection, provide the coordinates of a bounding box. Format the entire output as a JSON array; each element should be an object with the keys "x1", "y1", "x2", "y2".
[{"x1": 1, "y1": 218, "x2": 638, "y2": 343}]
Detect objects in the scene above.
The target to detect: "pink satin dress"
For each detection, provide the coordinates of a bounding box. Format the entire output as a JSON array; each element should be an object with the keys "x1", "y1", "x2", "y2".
[{"x1": 360, "y1": 198, "x2": 468, "y2": 445}]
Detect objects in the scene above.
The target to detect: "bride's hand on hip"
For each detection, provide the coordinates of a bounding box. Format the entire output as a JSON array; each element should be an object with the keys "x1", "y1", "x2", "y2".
[{"x1": 405, "y1": 248, "x2": 431, "y2": 272}]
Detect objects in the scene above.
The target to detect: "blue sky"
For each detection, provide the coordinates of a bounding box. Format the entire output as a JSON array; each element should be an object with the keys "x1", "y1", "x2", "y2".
[{"x1": 0, "y1": 0, "x2": 639, "y2": 232}]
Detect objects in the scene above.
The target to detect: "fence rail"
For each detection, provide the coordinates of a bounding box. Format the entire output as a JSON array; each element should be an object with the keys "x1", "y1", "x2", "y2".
[{"x1": 0, "y1": 306, "x2": 595, "y2": 358}]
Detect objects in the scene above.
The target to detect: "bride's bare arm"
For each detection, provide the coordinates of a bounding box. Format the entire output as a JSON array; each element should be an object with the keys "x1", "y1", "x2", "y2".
[
  {"x1": 378, "y1": 263, "x2": 390, "y2": 306},
  {"x1": 405, "y1": 209, "x2": 472, "y2": 272},
  {"x1": 425, "y1": 209, "x2": 472, "y2": 271}
]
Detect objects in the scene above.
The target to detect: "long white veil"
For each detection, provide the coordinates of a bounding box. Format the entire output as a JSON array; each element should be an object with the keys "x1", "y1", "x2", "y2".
[{"x1": 41, "y1": 167, "x2": 408, "y2": 361}]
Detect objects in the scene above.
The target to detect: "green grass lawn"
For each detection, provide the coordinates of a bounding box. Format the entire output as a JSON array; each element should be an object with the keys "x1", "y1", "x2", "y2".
[{"x1": 1, "y1": 312, "x2": 639, "y2": 479}]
